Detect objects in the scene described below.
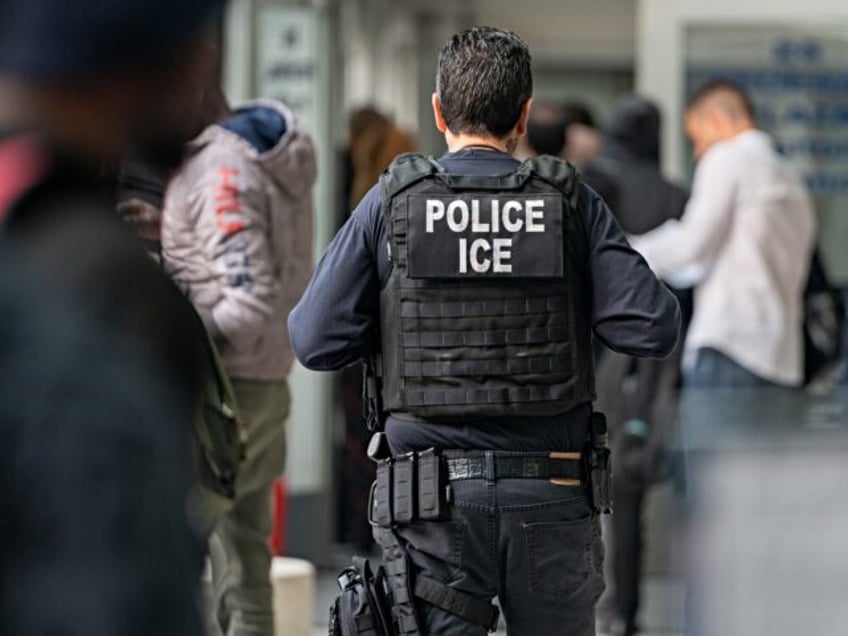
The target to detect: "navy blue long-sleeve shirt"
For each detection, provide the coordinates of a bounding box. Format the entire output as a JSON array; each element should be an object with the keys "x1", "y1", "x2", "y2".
[{"x1": 289, "y1": 149, "x2": 680, "y2": 453}]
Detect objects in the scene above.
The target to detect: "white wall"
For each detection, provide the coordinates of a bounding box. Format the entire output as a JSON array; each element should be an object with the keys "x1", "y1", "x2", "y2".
[
  {"x1": 341, "y1": 0, "x2": 426, "y2": 131},
  {"x1": 340, "y1": 0, "x2": 639, "y2": 143},
  {"x1": 476, "y1": 0, "x2": 636, "y2": 65}
]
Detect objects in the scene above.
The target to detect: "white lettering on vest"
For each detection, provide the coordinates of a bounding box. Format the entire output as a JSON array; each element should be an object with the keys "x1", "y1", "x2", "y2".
[
  {"x1": 425, "y1": 197, "x2": 550, "y2": 274},
  {"x1": 447, "y1": 200, "x2": 469, "y2": 232},
  {"x1": 458, "y1": 238, "x2": 514, "y2": 274},
  {"x1": 426, "y1": 200, "x2": 445, "y2": 233},
  {"x1": 501, "y1": 200, "x2": 523, "y2": 232},
  {"x1": 493, "y1": 238, "x2": 512, "y2": 273},
  {"x1": 526, "y1": 199, "x2": 546, "y2": 232},
  {"x1": 491, "y1": 199, "x2": 501, "y2": 233},
  {"x1": 469, "y1": 238, "x2": 491, "y2": 273},
  {"x1": 458, "y1": 237, "x2": 468, "y2": 273},
  {"x1": 425, "y1": 198, "x2": 548, "y2": 234},
  {"x1": 471, "y1": 199, "x2": 490, "y2": 232}
]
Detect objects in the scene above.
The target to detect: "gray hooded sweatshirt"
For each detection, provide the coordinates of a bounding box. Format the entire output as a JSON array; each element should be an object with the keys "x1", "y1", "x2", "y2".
[{"x1": 162, "y1": 100, "x2": 316, "y2": 381}]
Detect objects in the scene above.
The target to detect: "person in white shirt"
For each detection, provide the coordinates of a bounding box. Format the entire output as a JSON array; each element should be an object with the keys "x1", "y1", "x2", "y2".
[{"x1": 631, "y1": 80, "x2": 816, "y2": 388}]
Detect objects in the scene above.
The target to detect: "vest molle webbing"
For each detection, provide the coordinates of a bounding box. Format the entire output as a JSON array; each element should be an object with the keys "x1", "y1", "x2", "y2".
[{"x1": 377, "y1": 153, "x2": 595, "y2": 418}]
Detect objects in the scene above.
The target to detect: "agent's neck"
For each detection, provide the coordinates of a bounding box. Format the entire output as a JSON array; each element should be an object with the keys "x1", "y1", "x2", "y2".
[{"x1": 445, "y1": 132, "x2": 516, "y2": 155}]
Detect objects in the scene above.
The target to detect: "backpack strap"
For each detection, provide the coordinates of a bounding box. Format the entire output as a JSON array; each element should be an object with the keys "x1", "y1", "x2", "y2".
[{"x1": 0, "y1": 135, "x2": 49, "y2": 226}]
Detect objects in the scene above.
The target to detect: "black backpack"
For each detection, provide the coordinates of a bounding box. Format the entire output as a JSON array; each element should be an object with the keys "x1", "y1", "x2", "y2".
[
  {"x1": 330, "y1": 558, "x2": 393, "y2": 636},
  {"x1": 803, "y1": 249, "x2": 846, "y2": 387}
]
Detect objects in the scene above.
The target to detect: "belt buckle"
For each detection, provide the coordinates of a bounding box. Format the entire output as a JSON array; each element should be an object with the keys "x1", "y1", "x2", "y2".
[{"x1": 549, "y1": 451, "x2": 583, "y2": 487}]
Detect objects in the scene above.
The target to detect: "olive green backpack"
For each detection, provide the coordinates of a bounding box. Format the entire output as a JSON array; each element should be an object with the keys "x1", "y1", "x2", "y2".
[{"x1": 190, "y1": 311, "x2": 246, "y2": 531}]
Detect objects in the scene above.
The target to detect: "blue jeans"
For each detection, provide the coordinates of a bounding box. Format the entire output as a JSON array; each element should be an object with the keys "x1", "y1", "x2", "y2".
[
  {"x1": 376, "y1": 474, "x2": 605, "y2": 635},
  {"x1": 685, "y1": 348, "x2": 775, "y2": 389},
  {"x1": 681, "y1": 351, "x2": 783, "y2": 635}
]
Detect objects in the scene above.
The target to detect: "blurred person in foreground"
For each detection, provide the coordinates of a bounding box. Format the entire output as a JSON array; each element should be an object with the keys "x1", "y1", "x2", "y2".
[
  {"x1": 594, "y1": 96, "x2": 692, "y2": 636},
  {"x1": 0, "y1": 0, "x2": 226, "y2": 634},
  {"x1": 631, "y1": 80, "x2": 816, "y2": 388},
  {"x1": 290, "y1": 27, "x2": 680, "y2": 635},
  {"x1": 161, "y1": 68, "x2": 316, "y2": 635}
]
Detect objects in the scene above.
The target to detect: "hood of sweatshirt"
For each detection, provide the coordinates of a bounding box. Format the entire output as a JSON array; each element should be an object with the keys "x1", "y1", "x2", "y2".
[{"x1": 197, "y1": 98, "x2": 317, "y2": 197}]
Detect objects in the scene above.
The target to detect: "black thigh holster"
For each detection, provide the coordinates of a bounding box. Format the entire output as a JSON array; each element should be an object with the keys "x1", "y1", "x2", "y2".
[
  {"x1": 368, "y1": 441, "x2": 500, "y2": 634},
  {"x1": 373, "y1": 527, "x2": 423, "y2": 635}
]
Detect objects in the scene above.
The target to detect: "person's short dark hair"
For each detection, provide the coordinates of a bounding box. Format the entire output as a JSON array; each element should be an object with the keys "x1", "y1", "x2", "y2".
[
  {"x1": 686, "y1": 78, "x2": 756, "y2": 122},
  {"x1": 436, "y1": 27, "x2": 533, "y2": 138},
  {"x1": 561, "y1": 101, "x2": 596, "y2": 129},
  {"x1": 526, "y1": 102, "x2": 567, "y2": 157}
]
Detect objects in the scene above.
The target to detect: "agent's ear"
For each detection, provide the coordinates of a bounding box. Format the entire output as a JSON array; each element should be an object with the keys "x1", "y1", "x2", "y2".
[
  {"x1": 515, "y1": 98, "x2": 534, "y2": 137},
  {"x1": 432, "y1": 93, "x2": 448, "y2": 134}
]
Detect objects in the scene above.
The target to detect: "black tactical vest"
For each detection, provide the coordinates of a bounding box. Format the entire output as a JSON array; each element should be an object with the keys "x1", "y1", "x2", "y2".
[{"x1": 377, "y1": 153, "x2": 595, "y2": 418}]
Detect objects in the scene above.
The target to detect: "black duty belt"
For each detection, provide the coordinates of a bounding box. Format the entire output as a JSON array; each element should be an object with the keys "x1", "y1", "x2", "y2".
[
  {"x1": 443, "y1": 450, "x2": 583, "y2": 483},
  {"x1": 369, "y1": 445, "x2": 587, "y2": 529}
]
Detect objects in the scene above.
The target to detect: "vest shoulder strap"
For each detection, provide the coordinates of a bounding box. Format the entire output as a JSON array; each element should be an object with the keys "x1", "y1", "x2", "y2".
[
  {"x1": 524, "y1": 156, "x2": 581, "y2": 209},
  {"x1": 380, "y1": 153, "x2": 443, "y2": 200}
]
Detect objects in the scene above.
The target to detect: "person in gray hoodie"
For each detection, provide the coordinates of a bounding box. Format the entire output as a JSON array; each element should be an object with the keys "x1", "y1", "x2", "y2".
[{"x1": 162, "y1": 84, "x2": 316, "y2": 636}]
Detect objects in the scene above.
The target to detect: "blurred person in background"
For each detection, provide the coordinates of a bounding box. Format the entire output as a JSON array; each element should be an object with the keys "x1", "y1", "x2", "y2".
[
  {"x1": 335, "y1": 106, "x2": 417, "y2": 551},
  {"x1": 161, "y1": 66, "x2": 316, "y2": 636},
  {"x1": 559, "y1": 100, "x2": 622, "y2": 214},
  {"x1": 290, "y1": 27, "x2": 680, "y2": 635},
  {"x1": 631, "y1": 80, "x2": 816, "y2": 389},
  {"x1": 594, "y1": 96, "x2": 692, "y2": 636},
  {"x1": 116, "y1": 152, "x2": 172, "y2": 261},
  {"x1": 520, "y1": 99, "x2": 567, "y2": 159},
  {"x1": 116, "y1": 148, "x2": 246, "y2": 541},
  {"x1": 346, "y1": 106, "x2": 417, "y2": 210},
  {"x1": 525, "y1": 100, "x2": 620, "y2": 213},
  {"x1": 561, "y1": 101, "x2": 602, "y2": 166},
  {"x1": 0, "y1": 0, "x2": 227, "y2": 634}
]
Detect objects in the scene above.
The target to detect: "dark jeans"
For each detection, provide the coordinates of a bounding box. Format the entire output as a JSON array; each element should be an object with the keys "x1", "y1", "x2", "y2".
[
  {"x1": 376, "y1": 477, "x2": 605, "y2": 635},
  {"x1": 598, "y1": 480, "x2": 644, "y2": 636}
]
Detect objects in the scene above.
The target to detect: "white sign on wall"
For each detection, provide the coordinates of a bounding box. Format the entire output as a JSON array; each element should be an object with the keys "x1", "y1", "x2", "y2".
[
  {"x1": 255, "y1": 6, "x2": 319, "y2": 135},
  {"x1": 254, "y1": 5, "x2": 329, "y2": 498}
]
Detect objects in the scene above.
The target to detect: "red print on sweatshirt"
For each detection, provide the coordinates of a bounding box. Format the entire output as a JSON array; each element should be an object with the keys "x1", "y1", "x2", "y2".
[{"x1": 215, "y1": 167, "x2": 245, "y2": 234}]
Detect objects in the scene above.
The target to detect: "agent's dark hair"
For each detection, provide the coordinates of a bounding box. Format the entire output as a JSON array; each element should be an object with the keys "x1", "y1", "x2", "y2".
[
  {"x1": 687, "y1": 78, "x2": 756, "y2": 122},
  {"x1": 436, "y1": 27, "x2": 532, "y2": 138}
]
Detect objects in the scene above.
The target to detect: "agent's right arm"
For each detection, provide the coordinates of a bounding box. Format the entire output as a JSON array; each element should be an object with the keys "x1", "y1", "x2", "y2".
[
  {"x1": 288, "y1": 185, "x2": 385, "y2": 370},
  {"x1": 584, "y1": 185, "x2": 682, "y2": 358}
]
